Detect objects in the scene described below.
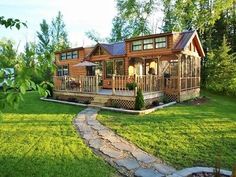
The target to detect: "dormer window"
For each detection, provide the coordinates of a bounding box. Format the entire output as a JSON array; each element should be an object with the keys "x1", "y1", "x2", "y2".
[
  {"x1": 132, "y1": 40, "x2": 142, "y2": 51},
  {"x1": 60, "y1": 51, "x2": 79, "y2": 60},
  {"x1": 155, "y1": 37, "x2": 167, "y2": 48},
  {"x1": 143, "y1": 39, "x2": 153, "y2": 50}
]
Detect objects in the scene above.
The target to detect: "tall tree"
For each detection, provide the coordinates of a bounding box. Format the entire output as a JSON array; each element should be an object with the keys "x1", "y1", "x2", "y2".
[
  {"x1": 36, "y1": 20, "x2": 51, "y2": 55},
  {"x1": 51, "y1": 11, "x2": 70, "y2": 51},
  {"x1": 109, "y1": 0, "x2": 155, "y2": 42}
]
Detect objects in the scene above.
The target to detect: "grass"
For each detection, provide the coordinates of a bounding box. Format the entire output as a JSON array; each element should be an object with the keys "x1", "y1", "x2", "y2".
[
  {"x1": 0, "y1": 92, "x2": 115, "y2": 177},
  {"x1": 98, "y1": 91, "x2": 236, "y2": 170}
]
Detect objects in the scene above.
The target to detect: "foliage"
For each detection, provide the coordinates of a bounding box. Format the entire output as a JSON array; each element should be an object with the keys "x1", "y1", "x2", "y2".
[
  {"x1": 98, "y1": 91, "x2": 236, "y2": 169},
  {"x1": 109, "y1": 0, "x2": 155, "y2": 42},
  {"x1": 50, "y1": 11, "x2": 70, "y2": 52},
  {"x1": 0, "y1": 16, "x2": 27, "y2": 29},
  {"x1": 126, "y1": 82, "x2": 137, "y2": 90},
  {"x1": 205, "y1": 37, "x2": 236, "y2": 96},
  {"x1": 135, "y1": 88, "x2": 144, "y2": 110},
  {"x1": 85, "y1": 30, "x2": 107, "y2": 43},
  {"x1": 0, "y1": 92, "x2": 115, "y2": 177}
]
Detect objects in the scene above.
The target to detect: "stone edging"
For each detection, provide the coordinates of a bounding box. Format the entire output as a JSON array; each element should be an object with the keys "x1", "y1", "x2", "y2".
[
  {"x1": 168, "y1": 167, "x2": 232, "y2": 177},
  {"x1": 40, "y1": 97, "x2": 176, "y2": 115},
  {"x1": 74, "y1": 108, "x2": 176, "y2": 177}
]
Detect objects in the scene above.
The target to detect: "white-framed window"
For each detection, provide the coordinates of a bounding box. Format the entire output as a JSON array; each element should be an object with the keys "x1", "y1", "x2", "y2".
[
  {"x1": 143, "y1": 39, "x2": 153, "y2": 50},
  {"x1": 61, "y1": 53, "x2": 66, "y2": 60},
  {"x1": 72, "y1": 51, "x2": 78, "y2": 58},
  {"x1": 57, "y1": 65, "x2": 69, "y2": 76},
  {"x1": 155, "y1": 37, "x2": 167, "y2": 48},
  {"x1": 132, "y1": 40, "x2": 142, "y2": 51},
  {"x1": 60, "y1": 51, "x2": 78, "y2": 60}
]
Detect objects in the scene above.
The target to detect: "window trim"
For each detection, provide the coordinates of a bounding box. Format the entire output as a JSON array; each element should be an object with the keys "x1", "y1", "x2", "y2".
[
  {"x1": 105, "y1": 60, "x2": 114, "y2": 78},
  {"x1": 143, "y1": 39, "x2": 154, "y2": 50},
  {"x1": 132, "y1": 40, "x2": 142, "y2": 51},
  {"x1": 57, "y1": 65, "x2": 69, "y2": 76},
  {"x1": 155, "y1": 36, "x2": 167, "y2": 49},
  {"x1": 114, "y1": 59, "x2": 124, "y2": 75},
  {"x1": 60, "y1": 51, "x2": 79, "y2": 60}
]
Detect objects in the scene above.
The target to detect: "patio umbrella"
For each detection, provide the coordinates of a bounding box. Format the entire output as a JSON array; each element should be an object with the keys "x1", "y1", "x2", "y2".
[{"x1": 73, "y1": 61, "x2": 97, "y2": 67}]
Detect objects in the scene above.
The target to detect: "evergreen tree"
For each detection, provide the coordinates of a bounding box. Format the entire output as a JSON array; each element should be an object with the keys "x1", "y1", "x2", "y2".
[
  {"x1": 206, "y1": 37, "x2": 236, "y2": 95},
  {"x1": 36, "y1": 20, "x2": 51, "y2": 55},
  {"x1": 135, "y1": 88, "x2": 145, "y2": 110},
  {"x1": 51, "y1": 11, "x2": 70, "y2": 51}
]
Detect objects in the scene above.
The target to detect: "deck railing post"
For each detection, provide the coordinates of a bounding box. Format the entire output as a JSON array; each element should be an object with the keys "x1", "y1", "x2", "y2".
[
  {"x1": 96, "y1": 74, "x2": 99, "y2": 93},
  {"x1": 134, "y1": 86, "x2": 138, "y2": 96},
  {"x1": 112, "y1": 74, "x2": 116, "y2": 95}
]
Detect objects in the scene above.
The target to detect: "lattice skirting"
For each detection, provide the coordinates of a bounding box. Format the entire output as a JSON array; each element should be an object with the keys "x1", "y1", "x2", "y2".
[
  {"x1": 106, "y1": 99, "x2": 135, "y2": 110},
  {"x1": 53, "y1": 94, "x2": 94, "y2": 104},
  {"x1": 164, "y1": 93, "x2": 178, "y2": 102}
]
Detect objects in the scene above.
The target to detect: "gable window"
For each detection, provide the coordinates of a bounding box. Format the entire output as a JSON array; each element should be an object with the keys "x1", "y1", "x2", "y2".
[
  {"x1": 57, "y1": 65, "x2": 69, "y2": 76},
  {"x1": 143, "y1": 39, "x2": 153, "y2": 50},
  {"x1": 66, "y1": 52, "x2": 72, "y2": 59},
  {"x1": 106, "y1": 61, "x2": 113, "y2": 78},
  {"x1": 72, "y1": 51, "x2": 78, "y2": 58},
  {"x1": 114, "y1": 59, "x2": 124, "y2": 75},
  {"x1": 155, "y1": 37, "x2": 167, "y2": 48},
  {"x1": 61, "y1": 53, "x2": 66, "y2": 60},
  {"x1": 61, "y1": 51, "x2": 78, "y2": 60},
  {"x1": 132, "y1": 40, "x2": 142, "y2": 51}
]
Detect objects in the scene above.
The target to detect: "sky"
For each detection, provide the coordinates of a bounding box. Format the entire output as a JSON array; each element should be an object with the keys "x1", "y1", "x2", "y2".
[
  {"x1": 0, "y1": 0, "x2": 163, "y2": 52},
  {"x1": 0, "y1": 0, "x2": 117, "y2": 51}
]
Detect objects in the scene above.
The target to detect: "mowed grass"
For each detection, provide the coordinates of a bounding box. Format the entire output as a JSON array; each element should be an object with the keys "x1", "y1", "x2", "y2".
[
  {"x1": 0, "y1": 92, "x2": 115, "y2": 177},
  {"x1": 98, "y1": 91, "x2": 236, "y2": 170}
]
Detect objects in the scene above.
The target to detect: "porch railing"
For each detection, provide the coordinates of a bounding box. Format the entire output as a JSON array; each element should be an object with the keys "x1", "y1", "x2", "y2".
[{"x1": 53, "y1": 75, "x2": 99, "y2": 93}]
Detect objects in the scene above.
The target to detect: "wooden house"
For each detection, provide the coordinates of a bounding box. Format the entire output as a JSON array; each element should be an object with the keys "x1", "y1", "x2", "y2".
[{"x1": 53, "y1": 30, "x2": 205, "y2": 109}]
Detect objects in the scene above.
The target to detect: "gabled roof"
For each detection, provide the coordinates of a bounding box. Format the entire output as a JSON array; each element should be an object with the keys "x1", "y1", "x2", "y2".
[
  {"x1": 174, "y1": 30, "x2": 205, "y2": 57},
  {"x1": 87, "y1": 42, "x2": 126, "y2": 58}
]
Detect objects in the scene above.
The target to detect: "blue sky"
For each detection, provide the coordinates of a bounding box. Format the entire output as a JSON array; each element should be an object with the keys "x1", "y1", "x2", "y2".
[
  {"x1": 0, "y1": 0, "x2": 163, "y2": 52},
  {"x1": 0, "y1": 0, "x2": 117, "y2": 51}
]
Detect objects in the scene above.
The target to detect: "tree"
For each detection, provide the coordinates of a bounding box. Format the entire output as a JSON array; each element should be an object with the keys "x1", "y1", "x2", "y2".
[
  {"x1": 0, "y1": 16, "x2": 26, "y2": 29},
  {"x1": 206, "y1": 37, "x2": 236, "y2": 95},
  {"x1": 109, "y1": 0, "x2": 155, "y2": 42},
  {"x1": 36, "y1": 20, "x2": 51, "y2": 55},
  {"x1": 85, "y1": 30, "x2": 107, "y2": 43},
  {"x1": 51, "y1": 11, "x2": 70, "y2": 51},
  {"x1": 135, "y1": 88, "x2": 145, "y2": 110}
]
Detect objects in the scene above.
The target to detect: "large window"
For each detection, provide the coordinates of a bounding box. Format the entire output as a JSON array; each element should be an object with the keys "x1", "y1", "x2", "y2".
[
  {"x1": 60, "y1": 51, "x2": 79, "y2": 60},
  {"x1": 57, "y1": 65, "x2": 69, "y2": 76},
  {"x1": 143, "y1": 39, "x2": 153, "y2": 50},
  {"x1": 106, "y1": 61, "x2": 113, "y2": 78},
  {"x1": 155, "y1": 37, "x2": 167, "y2": 48},
  {"x1": 132, "y1": 40, "x2": 142, "y2": 51},
  {"x1": 114, "y1": 59, "x2": 124, "y2": 75}
]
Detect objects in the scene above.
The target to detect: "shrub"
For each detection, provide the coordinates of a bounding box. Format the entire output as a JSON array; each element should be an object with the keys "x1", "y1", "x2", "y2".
[
  {"x1": 135, "y1": 88, "x2": 144, "y2": 110},
  {"x1": 126, "y1": 82, "x2": 137, "y2": 90}
]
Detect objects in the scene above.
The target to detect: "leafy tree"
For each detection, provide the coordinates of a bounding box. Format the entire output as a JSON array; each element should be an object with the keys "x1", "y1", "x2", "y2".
[
  {"x1": 36, "y1": 19, "x2": 51, "y2": 55},
  {"x1": 110, "y1": 0, "x2": 155, "y2": 42},
  {"x1": 51, "y1": 11, "x2": 70, "y2": 51},
  {"x1": 206, "y1": 37, "x2": 236, "y2": 95},
  {"x1": 0, "y1": 39, "x2": 17, "y2": 68},
  {"x1": 0, "y1": 16, "x2": 27, "y2": 29},
  {"x1": 85, "y1": 30, "x2": 107, "y2": 43}
]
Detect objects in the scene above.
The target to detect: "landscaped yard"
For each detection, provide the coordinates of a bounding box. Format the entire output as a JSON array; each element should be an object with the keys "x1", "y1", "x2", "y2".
[
  {"x1": 0, "y1": 92, "x2": 115, "y2": 177},
  {"x1": 98, "y1": 91, "x2": 236, "y2": 170}
]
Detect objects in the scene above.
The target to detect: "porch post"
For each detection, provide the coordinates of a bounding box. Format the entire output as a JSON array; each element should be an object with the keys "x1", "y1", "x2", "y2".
[
  {"x1": 96, "y1": 74, "x2": 99, "y2": 93},
  {"x1": 112, "y1": 74, "x2": 116, "y2": 95},
  {"x1": 177, "y1": 54, "x2": 182, "y2": 93}
]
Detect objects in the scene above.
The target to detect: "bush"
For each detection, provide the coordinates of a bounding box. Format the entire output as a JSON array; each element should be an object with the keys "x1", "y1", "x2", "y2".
[
  {"x1": 126, "y1": 82, "x2": 137, "y2": 90},
  {"x1": 135, "y1": 88, "x2": 144, "y2": 110}
]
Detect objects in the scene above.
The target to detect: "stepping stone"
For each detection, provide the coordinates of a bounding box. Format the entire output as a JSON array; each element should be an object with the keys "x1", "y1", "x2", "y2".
[
  {"x1": 115, "y1": 158, "x2": 140, "y2": 170},
  {"x1": 78, "y1": 124, "x2": 93, "y2": 133},
  {"x1": 104, "y1": 135, "x2": 122, "y2": 143},
  {"x1": 83, "y1": 132, "x2": 99, "y2": 140},
  {"x1": 153, "y1": 163, "x2": 176, "y2": 175},
  {"x1": 89, "y1": 139, "x2": 105, "y2": 149},
  {"x1": 135, "y1": 168, "x2": 163, "y2": 177},
  {"x1": 100, "y1": 146, "x2": 124, "y2": 159},
  {"x1": 92, "y1": 124, "x2": 108, "y2": 131},
  {"x1": 98, "y1": 129, "x2": 114, "y2": 137},
  {"x1": 112, "y1": 142, "x2": 134, "y2": 151},
  {"x1": 132, "y1": 150, "x2": 156, "y2": 164}
]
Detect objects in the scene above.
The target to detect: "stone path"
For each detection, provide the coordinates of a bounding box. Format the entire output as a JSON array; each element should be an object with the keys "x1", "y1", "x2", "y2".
[{"x1": 74, "y1": 108, "x2": 176, "y2": 177}]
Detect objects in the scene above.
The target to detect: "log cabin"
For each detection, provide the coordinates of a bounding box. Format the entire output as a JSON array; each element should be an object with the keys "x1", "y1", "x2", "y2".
[{"x1": 53, "y1": 30, "x2": 205, "y2": 109}]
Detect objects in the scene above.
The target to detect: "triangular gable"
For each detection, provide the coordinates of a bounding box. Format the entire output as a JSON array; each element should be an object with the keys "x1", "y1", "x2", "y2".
[
  {"x1": 86, "y1": 43, "x2": 112, "y2": 58},
  {"x1": 174, "y1": 30, "x2": 205, "y2": 57}
]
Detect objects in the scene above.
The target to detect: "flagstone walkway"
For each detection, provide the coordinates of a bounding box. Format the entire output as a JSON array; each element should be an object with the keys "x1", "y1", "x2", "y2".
[{"x1": 73, "y1": 108, "x2": 176, "y2": 177}]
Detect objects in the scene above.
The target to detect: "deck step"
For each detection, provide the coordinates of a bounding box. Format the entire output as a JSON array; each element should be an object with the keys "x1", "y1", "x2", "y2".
[{"x1": 90, "y1": 95, "x2": 110, "y2": 107}]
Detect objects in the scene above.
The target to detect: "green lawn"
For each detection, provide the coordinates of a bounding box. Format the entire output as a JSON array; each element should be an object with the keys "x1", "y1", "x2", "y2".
[
  {"x1": 0, "y1": 92, "x2": 115, "y2": 177},
  {"x1": 98, "y1": 91, "x2": 236, "y2": 170}
]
